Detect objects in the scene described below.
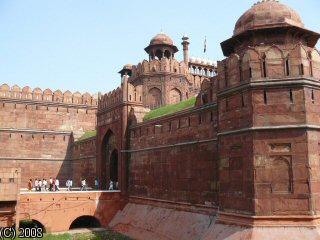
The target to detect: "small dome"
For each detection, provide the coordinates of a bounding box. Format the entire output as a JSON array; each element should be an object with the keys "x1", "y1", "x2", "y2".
[
  {"x1": 149, "y1": 33, "x2": 174, "y2": 46},
  {"x1": 123, "y1": 64, "x2": 132, "y2": 70},
  {"x1": 234, "y1": 0, "x2": 304, "y2": 36}
]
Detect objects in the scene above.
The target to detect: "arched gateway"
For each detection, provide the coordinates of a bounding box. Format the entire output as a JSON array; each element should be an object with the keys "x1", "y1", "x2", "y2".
[{"x1": 101, "y1": 130, "x2": 119, "y2": 189}]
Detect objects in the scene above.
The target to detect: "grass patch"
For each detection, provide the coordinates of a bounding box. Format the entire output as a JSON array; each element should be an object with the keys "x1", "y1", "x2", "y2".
[
  {"x1": 43, "y1": 233, "x2": 72, "y2": 240},
  {"x1": 78, "y1": 130, "x2": 97, "y2": 141},
  {"x1": 143, "y1": 97, "x2": 196, "y2": 121},
  {"x1": 8, "y1": 229, "x2": 131, "y2": 240},
  {"x1": 72, "y1": 230, "x2": 131, "y2": 240}
]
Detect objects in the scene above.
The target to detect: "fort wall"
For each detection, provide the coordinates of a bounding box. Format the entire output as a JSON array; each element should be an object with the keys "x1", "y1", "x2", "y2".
[
  {"x1": 218, "y1": 44, "x2": 320, "y2": 92},
  {"x1": 127, "y1": 103, "x2": 218, "y2": 206},
  {"x1": 0, "y1": 168, "x2": 20, "y2": 227},
  {"x1": 0, "y1": 84, "x2": 98, "y2": 188},
  {"x1": 72, "y1": 137, "x2": 97, "y2": 188}
]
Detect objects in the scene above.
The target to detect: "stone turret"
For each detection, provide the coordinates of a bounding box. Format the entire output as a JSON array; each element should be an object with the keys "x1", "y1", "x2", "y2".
[
  {"x1": 181, "y1": 35, "x2": 190, "y2": 65},
  {"x1": 144, "y1": 33, "x2": 178, "y2": 60}
]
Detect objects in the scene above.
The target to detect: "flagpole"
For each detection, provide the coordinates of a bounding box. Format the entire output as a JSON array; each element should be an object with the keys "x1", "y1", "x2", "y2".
[{"x1": 203, "y1": 36, "x2": 207, "y2": 59}]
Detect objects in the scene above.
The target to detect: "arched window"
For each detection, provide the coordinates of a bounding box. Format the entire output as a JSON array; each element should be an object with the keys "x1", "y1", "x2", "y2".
[
  {"x1": 155, "y1": 49, "x2": 162, "y2": 60},
  {"x1": 169, "y1": 88, "x2": 182, "y2": 104},
  {"x1": 285, "y1": 58, "x2": 290, "y2": 76},
  {"x1": 265, "y1": 47, "x2": 284, "y2": 78},
  {"x1": 269, "y1": 156, "x2": 292, "y2": 193},
  {"x1": 164, "y1": 50, "x2": 171, "y2": 59},
  {"x1": 147, "y1": 87, "x2": 162, "y2": 109},
  {"x1": 300, "y1": 63, "x2": 304, "y2": 75}
]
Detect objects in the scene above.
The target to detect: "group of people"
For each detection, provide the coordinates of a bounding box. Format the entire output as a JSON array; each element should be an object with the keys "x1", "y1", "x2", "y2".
[
  {"x1": 28, "y1": 178, "x2": 60, "y2": 192},
  {"x1": 108, "y1": 180, "x2": 119, "y2": 190},
  {"x1": 27, "y1": 178, "x2": 119, "y2": 191}
]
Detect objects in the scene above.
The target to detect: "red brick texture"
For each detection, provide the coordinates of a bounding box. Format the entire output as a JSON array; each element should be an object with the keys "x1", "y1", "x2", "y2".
[
  {"x1": 127, "y1": 107, "x2": 218, "y2": 205},
  {"x1": 18, "y1": 191, "x2": 126, "y2": 232},
  {"x1": 0, "y1": 86, "x2": 97, "y2": 188}
]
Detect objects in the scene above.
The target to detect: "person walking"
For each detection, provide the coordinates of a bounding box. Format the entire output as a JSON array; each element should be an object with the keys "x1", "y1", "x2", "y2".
[
  {"x1": 66, "y1": 179, "x2": 70, "y2": 191},
  {"x1": 69, "y1": 179, "x2": 73, "y2": 191},
  {"x1": 28, "y1": 179, "x2": 32, "y2": 191},
  {"x1": 34, "y1": 179, "x2": 39, "y2": 192},
  {"x1": 43, "y1": 179, "x2": 47, "y2": 191},
  {"x1": 55, "y1": 178, "x2": 60, "y2": 191},
  {"x1": 52, "y1": 179, "x2": 56, "y2": 191},
  {"x1": 49, "y1": 177, "x2": 53, "y2": 191},
  {"x1": 94, "y1": 178, "x2": 99, "y2": 190},
  {"x1": 38, "y1": 179, "x2": 42, "y2": 192},
  {"x1": 81, "y1": 179, "x2": 86, "y2": 191},
  {"x1": 108, "y1": 180, "x2": 114, "y2": 190}
]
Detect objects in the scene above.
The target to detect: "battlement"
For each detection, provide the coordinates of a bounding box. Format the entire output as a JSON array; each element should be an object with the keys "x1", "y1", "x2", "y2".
[
  {"x1": 0, "y1": 84, "x2": 98, "y2": 106},
  {"x1": 130, "y1": 58, "x2": 188, "y2": 80},
  {"x1": 217, "y1": 44, "x2": 320, "y2": 91},
  {"x1": 98, "y1": 87, "x2": 123, "y2": 111}
]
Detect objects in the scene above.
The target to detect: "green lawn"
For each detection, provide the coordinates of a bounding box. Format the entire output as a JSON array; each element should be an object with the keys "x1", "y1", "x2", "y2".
[
  {"x1": 78, "y1": 130, "x2": 97, "y2": 141},
  {"x1": 9, "y1": 230, "x2": 131, "y2": 240},
  {"x1": 143, "y1": 97, "x2": 196, "y2": 121}
]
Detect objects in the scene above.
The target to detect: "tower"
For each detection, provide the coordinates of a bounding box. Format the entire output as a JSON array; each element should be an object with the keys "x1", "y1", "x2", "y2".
[
  {"x1": 181, "y1": 35, "x2": 190, "y2": 65},
  {"x1": 144, "y1": 33, "x2": 178, "y2": 60},
  {"x1": 216, "y1": 0, "x2": 320, "y2": 233}
]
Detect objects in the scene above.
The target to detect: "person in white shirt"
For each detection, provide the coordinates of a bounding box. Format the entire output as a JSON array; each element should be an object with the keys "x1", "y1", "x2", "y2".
[
  {"x1": 70, "y1": 179, "x2": 73, "y2": 190},
  {"x1": 81, "y1": 179, "x2": 86, "y2": 191},
  {"x1": 34, "y1": 179, "x2": 39, "y2": 192},
  {"x1": 109, "y1": 181, "x2": 114, "y2": 190},
  {"x1": 66, "y1": 179, "x2": 70, "y2": 191},
  {"x1": 55, "y1": 179, "x2": 60, "y2": 191},
  {"x1": 94, "y1": 179, "x2": 99, "y2": 190},
  {"x1": 38, "y1": 179, "x2": 42, "y2": 192},
  {"x1": 49, "y1": 177, "x2": 53, "y2": 191},
  {"x1": 43, "y1": 179, "x2": 47, "y2": 191}
]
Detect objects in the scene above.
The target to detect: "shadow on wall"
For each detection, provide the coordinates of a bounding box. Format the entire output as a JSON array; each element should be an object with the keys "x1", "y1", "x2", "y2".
[
  {"x1": 100, "y1": 130, "x2": 118, "y2": 190},
  {"x1": 55, "y1": 133, "x2": 75, "y2": 188}
]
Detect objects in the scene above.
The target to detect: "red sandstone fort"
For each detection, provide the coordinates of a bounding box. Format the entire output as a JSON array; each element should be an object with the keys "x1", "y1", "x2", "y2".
[{"x1": 1, "y1": 0, "x2": 320, "y2": 239}]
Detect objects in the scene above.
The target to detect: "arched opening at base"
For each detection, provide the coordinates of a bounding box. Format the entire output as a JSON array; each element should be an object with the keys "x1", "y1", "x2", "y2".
[
  {"x1": 69, "y1": 216, "x2": 101, "y2": 229},
  {"x1": 19, "y1": 219, "x2": 46, "y2": 233}
]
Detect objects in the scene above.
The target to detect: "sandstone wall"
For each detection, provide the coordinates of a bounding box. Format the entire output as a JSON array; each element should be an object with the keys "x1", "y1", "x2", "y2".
[
  {"x1": 19, "y1": 191, "x2": 125, "y2": 232},
  {"x1": 0, "y1": 84, "x2": 97, "y2": 188},
  {"x1": 72, "y1": 137, "x2": 97, "y2": 188},
  {"x1": 127, "y1": 105, "x2": 218, "y2": 205}
]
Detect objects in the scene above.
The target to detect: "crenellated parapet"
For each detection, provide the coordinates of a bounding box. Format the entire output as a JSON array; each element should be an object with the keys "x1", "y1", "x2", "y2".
[
  {"x1": 0, "y1": 84, "x2": 98, "y2": 106},
  {"x1": 130, "y1": 58, "x2": 188, "y2": 80},
  {"x1": 217, "y1": 44, "x2": 320, "y2": 91},
  {"x1": 98, "y1": 87, "x2": 123, "y2": 111}
]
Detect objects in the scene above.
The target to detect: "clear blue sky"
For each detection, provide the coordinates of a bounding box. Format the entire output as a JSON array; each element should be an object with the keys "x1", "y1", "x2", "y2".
[{"x1": 0, "y1": 0, "x2": 319, "y2": 94}]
